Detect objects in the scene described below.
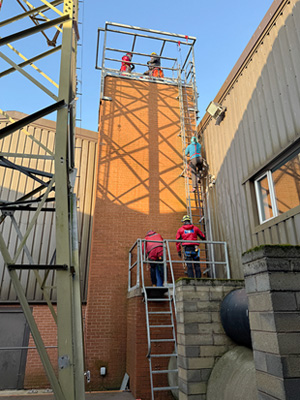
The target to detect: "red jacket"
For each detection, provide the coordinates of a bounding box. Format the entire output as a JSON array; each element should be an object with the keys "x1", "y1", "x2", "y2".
[
  {"x1": 142, "y1": 231, "x2": 163, "y2": 260},
  {"x1": 120, "y1": 55, "x2": 133, "y2": 72},
  {"x1": 176, "y1": 224, "x2": 205, "y2": 252}
]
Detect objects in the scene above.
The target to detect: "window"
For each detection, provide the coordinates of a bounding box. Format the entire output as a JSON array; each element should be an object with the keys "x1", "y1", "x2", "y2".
[{"x1": 255, "y1": 149, "x2": 300, "y2": 224}]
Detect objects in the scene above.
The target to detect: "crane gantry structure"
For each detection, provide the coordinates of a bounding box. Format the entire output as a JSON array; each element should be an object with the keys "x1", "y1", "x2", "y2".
[{"x1": 0, "y1": 1, "x2": 85, "y2": 399}]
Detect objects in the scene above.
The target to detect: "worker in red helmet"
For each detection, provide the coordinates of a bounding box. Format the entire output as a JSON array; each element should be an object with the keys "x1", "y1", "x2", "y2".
[
  {"x1": 142, "y1": 230, "x2": 164, "y2": 286},
  {"x1": 176, "y1": 215, "x2": 205, "y2": 278},
  {"x1": 120, "y1": 52, "x2": 135, "y2": 73}
]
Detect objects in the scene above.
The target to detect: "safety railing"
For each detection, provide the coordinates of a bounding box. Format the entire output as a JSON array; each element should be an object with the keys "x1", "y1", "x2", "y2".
[{"x1": 128, "y1": 238, "x2": 231, "y2": 292}]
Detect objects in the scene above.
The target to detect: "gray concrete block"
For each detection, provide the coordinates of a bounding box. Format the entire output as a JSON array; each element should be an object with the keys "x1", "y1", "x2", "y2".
[
  {"x1": 265, "y1": 353, "x2": 284, "y2": 378},
  {"x1": 250, "y1": 312, "x2": 276, "y2": 332},
  {"x1": 242, "y1": 245, "x2": 300, "y2": 265},
  {"x1": 196, "y1": 301, "x2": 220, "y2": 312},
  {"x1": 182, "y1": 334, "x2": 213, "y2": 346},
  {"x1": 256, "y1": 272, "x2": 271, "y2": 292},
  {"x1": 257, "y1": 392, "x2": 281, "y2": 400},
  {"x1": 282, "y1": 355, "x2": 300, "y2": 377},
  {"x1": 291, "y1": 260, "x2": 300, "y2": 272},
  {"x1": 182, "y1": 312, "x2": 212, "y2": 324},
  {"x1": 248, "y1": 293, "x2": 273, "y2": 312},
  {"x1": 265, "y1": 259, "x2": 291, "y2": 272},
  {"x1": 278, "y1": 332, "x2": 300, "y2": 353},
  {"x1": 245, "y1": 275, "x2": 258, "y2": 294},
  {"x1": 255, "y1": 371, "x2": 285, "y2": 399},
  {"x1": 185, "y1": 346, "x2": 200, "y2": 358},
  {"x1": 268, "y1": 272, "x2": 300, "y2": 291},
  {"x1": 284, "y1": 379, "x2": 300, "y2": 400},
  {"x1": 213, "y1": 333, "x2": 234, "y2": 346},
  {"x1": 296, "y1": 293, "x2": 300, "y2": 310},
  {"x1": 199, "y1": 345, "x2": 228, "y2": 357},
  {"x1": 184, "y1": 322, "x2": 200, "y2": 335},
  {"x1": 178, "y1": 355, "x2": 188, "y2": 369},
  {"x1": 200, "y1": 368, "x2": 211, "y2": 381},
  {"x1": 198, "y1": 322, "x2": 224, "y2": 335},
  {"x1": 271, "y1": 292, "x2": 297, "y2": 311},
  {"x1": 243, "y1": 259, "x2": 268, "y2": 276},
  {"x1": 211, "y1": 311, "x2": 222, "y2": 323},
  {"x1": 273, "y1": 312, "x2": 300, "y2": 332},
  {"x1": 251, "y1": 331, "x2": 280, "y2": 353},
  {"x1": 187, "y1": 357, "x2": 215, "y2": 369},
  {"x1": 253, "y1": 350, "x2": 267, "y2": 372},
  {"x1": 177, "y1": 301, "x2": 198, "y2": 312}
]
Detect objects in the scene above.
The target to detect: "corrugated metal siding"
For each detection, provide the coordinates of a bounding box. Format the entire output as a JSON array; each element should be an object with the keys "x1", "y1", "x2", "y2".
[
  {"x1": 0, "y1": 112, "x2": 97, "y2": 301},
  {"x1": 200, "y1": 0, "x2": 300, "y2": 278}
]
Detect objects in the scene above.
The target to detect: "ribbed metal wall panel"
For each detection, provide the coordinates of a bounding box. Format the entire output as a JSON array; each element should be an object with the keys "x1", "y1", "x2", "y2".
[
  {"x1": 200, "y1": 0, "x2": 300, "y2": 278},
  {"x1": 0, "y1": 112, "x2": 97, "y2": 301}
]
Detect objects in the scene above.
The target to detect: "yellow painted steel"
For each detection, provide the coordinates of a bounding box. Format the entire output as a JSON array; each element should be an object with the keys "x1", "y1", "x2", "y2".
[
  {"x1": 39, "y1": 0, "x2": 64, "y2": 16},
  {"x1": 20, "y1": 0, "x2": 63, "y2": 30},
  {"x1": 6, "y1": 43, "x2": 59, "y2": 88}
]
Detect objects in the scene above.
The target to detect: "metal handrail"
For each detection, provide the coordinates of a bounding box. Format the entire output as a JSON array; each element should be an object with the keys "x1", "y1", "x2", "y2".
[{"x1": 128, "y1": 238, "x2": 231, "y2": 292}]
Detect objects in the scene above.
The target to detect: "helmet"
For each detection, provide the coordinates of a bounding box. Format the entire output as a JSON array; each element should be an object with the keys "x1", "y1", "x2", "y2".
[
  {"x1": 191, "y1": 136, "x2": 198, "y2": 143},
  {"x1": 181, "y1": 215, "x2": 191, "y2": 223},
  {"x1": 127, "y1": 52, "x2": 132, "y2": 58},
  {"x1": 146, "y1": 230, "x2": 155, "y2": 235},
  {"x1": 151, "y1": 52, "x2": 157, "y2": 55}
]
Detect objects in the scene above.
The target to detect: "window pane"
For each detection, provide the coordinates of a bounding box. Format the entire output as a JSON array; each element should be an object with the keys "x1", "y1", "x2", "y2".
[
  {"x1": 257, "y1": 175, "x2": 273, "y2": 221},
  {"x1": 272, "y1": 152, "x2": 300, "y2": 214}
]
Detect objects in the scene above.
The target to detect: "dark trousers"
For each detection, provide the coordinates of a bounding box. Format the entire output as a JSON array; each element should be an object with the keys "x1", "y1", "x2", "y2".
[
  {"x1": 190, "y1": 157, "x2": 203, "y2": 189},
  {"x1": 183, "y1": 245, "x2": 201, "y2": 278},
  {"x1": 149, "y1": 258, "x2": 164, "y2": 286}
]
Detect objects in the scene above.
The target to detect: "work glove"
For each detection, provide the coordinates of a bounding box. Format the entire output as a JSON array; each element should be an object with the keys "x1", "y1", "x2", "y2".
[{"x1": 178, "y1": 251, "x2": 182, "y2": 258}]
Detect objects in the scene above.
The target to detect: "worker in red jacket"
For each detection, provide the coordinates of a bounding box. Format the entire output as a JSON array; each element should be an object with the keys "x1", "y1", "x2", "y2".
[
  {"x1": 176, "y1": 215, "x2": 206, "y2": 278},
  {"x1": 120, "y1": 52, "x2": 135, "y2": 73},
  {"x1": 142, "y1": 230, "x2": 164, "y2": 286}
]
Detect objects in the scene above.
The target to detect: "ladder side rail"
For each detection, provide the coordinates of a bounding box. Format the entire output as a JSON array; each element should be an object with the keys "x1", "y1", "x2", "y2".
[
  {"x1": 165, "y1": 240, "x2": 176, "y2": 316},
  {"x1": 204, "y1": 186, "x2": 215, "y2": 277},
  {"x1": 128, "y1": 240, "x2": 139, "y2": 291},
  {"x1": 139, "y1": 239, "x2": 152, "y2": 359},
  {"x1": 177, "y1": 65, "x2": 192, "y2": 220}
]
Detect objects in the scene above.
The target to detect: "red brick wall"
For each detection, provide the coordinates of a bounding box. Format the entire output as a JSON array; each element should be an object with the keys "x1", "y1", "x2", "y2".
[{"x1": 85, "y1": 76, "x2": 186, "y2": 391}]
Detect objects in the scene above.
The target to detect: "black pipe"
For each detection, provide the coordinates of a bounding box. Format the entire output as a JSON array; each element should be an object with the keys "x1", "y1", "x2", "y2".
[{"x1": 220, "y1": 288, "x2": 252, "y2": 349}]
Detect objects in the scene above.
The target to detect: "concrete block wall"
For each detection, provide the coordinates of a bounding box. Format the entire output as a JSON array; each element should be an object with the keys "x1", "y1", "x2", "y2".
[
  {"x1": 242, "y1": 245, "x2": 300, "y2": 400},
  {"x1": 176, "y1": 279, "x2": 244, "y2": 400},
  {"x1": 85, "y1": 76, "x2": 187, "y2": 390}
]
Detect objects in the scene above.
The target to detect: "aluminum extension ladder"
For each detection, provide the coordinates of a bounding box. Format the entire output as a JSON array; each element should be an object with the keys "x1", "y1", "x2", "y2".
[{"x1": 143, "y1": 285, "x2": 178, "y2": 400}]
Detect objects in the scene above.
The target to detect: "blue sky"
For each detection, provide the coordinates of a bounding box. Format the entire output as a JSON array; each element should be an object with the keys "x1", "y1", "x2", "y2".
[{"x1": 1, "y1": 0, "x2": 274, "y2": 132}]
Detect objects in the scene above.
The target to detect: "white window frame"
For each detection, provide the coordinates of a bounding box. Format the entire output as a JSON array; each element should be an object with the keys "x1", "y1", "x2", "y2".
[{"x1": 255, "y1": 170, "x2": 278, "y2": 224}]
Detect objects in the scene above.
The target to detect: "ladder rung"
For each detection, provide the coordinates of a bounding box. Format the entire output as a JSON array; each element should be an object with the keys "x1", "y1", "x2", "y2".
[
  {"x1": 151, "y1": 339, "x2": 175, "y2": 343},
  {"x1": 150, "y1": 353, "x2": 177, "y2": 358},
  {"x1": 148, "y1": 311, "x2": 171, "y2": 315},
  {"x1": 153, "y1": 386, "x2": 179, "y2": 391},
  {"x1": 148, "y1": 298, "x2": 169, "y2": 302},
  {"x1": 152, "y1": 369, "x2": 178, "y2": 374},
  {"x1": 150, "y1": 325, "x2": 173, "y2": 328}
]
